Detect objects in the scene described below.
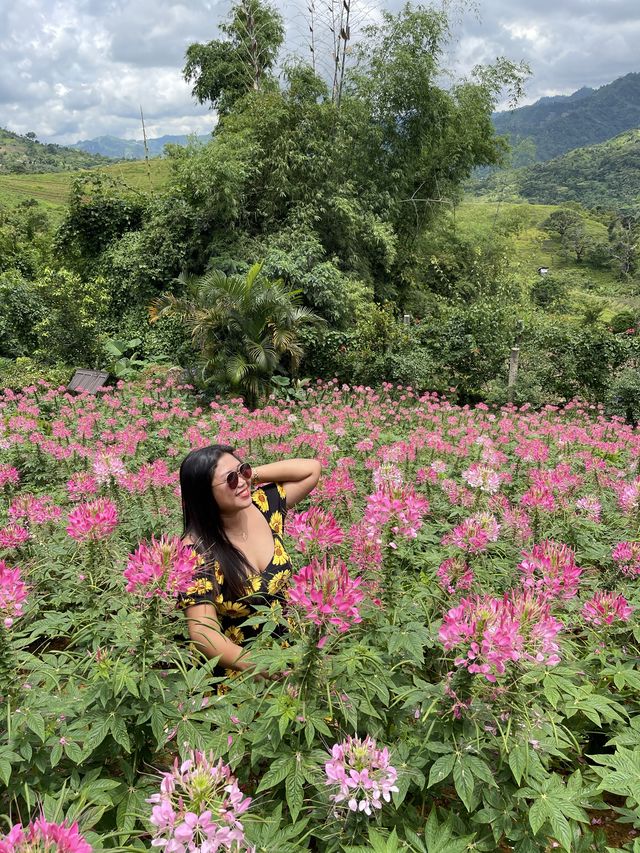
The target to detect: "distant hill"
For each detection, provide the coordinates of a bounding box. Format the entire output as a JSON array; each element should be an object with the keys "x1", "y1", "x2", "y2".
[
  {"x1": 0, "y1": 128, "x2": 111, "y2": 174},
  {"x1": 470, "y1": 129, "x2": 640, "y2": 213},
  {"x1": 69, "y1": 133, "x2": 211, "y2": 160},
  {"x1": 493, "y1": 72, "x2": 640, "y2": 163}
]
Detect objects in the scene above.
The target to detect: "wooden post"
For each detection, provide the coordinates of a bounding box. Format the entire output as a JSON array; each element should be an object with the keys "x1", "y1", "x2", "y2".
[
  {"x1": 507, "y1": 320, "x2": 524, "y2": 403},
  {"x1": 507, "y1": 347, "x2": 520, "y2": 403}
]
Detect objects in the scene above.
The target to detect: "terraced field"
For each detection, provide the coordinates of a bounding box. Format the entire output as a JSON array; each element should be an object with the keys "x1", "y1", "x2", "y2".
[{"x1": 0, "y1": 158, "x2": 170, "y2": 217}]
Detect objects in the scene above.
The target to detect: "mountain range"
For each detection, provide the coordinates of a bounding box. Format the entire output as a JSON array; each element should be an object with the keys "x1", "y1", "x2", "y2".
[
  {"x1": 470, "y1": 129, "x2": 640, "y2": 213},
  {"x1": 492, "y1": 72, "x2": 640, "y2": 163},
  {"x1": 69, "y1": 133, "x2": 211, "y2": 159}
]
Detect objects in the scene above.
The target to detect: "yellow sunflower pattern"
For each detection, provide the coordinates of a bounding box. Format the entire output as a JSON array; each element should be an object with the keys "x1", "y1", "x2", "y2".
[
  {"x1": 267, "y1": 569, "x2": 291, "y2": 596},
  {"x1": 271, "y1": 535, "x2": 290, "y2": 566},
  {"x1": 252, "y1": 488, "x2": 269, "y2": 513},
  {"x1": 225, "y1": 625, "x2": 245, "y2": 644},
  {"x1": 269, "y1": 510, "x2": 283, "y2": 536},
  {"x1": 244, "y1": 575, "x2": 262, "y2": 595}
]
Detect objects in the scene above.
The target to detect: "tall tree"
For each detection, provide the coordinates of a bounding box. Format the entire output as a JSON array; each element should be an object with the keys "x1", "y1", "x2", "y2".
[{"x1": 183, "y1": 0, "x2": 284, "y2": 116}]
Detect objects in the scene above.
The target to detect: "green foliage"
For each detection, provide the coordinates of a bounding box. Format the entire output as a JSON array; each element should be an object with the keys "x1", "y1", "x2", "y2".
[
  {"x1": 0, "y1": 201, "x2": 51, "y2": 276},
  {"x1": 183, "y1": 0, "x2": 284, "y2": 115},
  {"x1": 0, "y1": 356, "x2": 70, "y2": 390},
  {"x1": 151, "y1": 263, "x2": 322, "y2": 406},
  {"x1": 55, "y1": 172, "x2": 146, "y2": 269},
  {"x1": 0, "y1": 126, "x2": 110, "y2": 174},
  {"x1": 0, "y1": 271, "x2": 46, "y2": 358},
  {"x1": 31, "y1": 267, "x2": 110, "y2": 365},
  {"x1": 606, "y1": 365, "x2": 640, "y2": 426},
  {"x1": 531, "y1": 273, "x2": 569, "y2": 311}
]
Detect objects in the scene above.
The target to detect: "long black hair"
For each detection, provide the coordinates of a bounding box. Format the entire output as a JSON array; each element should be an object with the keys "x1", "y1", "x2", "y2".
[{"x1": 179, "y1": 444, "x2": 254, "y2": 601}]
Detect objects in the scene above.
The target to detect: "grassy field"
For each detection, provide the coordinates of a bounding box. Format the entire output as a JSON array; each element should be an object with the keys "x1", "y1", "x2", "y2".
[
  {"x1": 0, "y1": 158, "x2": 170, "y2": 219},
  {"x1": 457, "y1": 200, "x2": 639, "y2": 319}
]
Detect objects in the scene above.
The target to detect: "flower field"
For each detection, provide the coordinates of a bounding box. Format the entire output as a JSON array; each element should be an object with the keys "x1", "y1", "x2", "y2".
[{"x1": 1, "y1": 376, "x2": 640, "y2": 852}]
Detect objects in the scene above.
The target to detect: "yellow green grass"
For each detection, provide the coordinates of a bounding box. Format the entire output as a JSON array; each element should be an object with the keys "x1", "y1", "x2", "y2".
[{"x1": 0, "y1": 158, "x2": 170, "y2": 220}]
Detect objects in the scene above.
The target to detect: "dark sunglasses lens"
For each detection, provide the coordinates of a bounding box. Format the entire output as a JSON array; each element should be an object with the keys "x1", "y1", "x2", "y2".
[
  {"x1": 239, "y1": 463, "x2": 252, "y2": 480},
  {"x1": 226, "y1": 471, "x2": 239, "y2": 490}
]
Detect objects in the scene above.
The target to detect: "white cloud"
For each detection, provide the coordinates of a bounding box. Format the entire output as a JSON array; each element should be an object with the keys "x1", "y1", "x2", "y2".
[{"x1": 0, "y1": 0, "x2": 638, "y2": 144}]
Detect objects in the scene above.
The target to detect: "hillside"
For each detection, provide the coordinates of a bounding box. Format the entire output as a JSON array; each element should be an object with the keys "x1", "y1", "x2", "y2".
[
  {"x1": 470, "y1": 129, "x2": 640, "y2": 213},
  {"x1": 0, "y1": 158, "x2": 170, "y2": 218},
  {"x1": 69, "y1": 132, "x2": 211, "y2": 159},
  {"x1": 0, "y1": 127, "x2": 111, "y2": 174},
  {"x1": 493, "y1": 72, "x2": 640, "y2": 163}
]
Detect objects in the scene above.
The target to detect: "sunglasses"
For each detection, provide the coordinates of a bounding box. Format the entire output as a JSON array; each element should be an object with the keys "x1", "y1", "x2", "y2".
[{"x1": 213, "y1": 462, "x2": 252, "y2": 490}]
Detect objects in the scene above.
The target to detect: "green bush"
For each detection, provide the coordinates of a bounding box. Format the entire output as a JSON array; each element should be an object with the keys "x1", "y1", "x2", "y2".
[
  {"x1": 0, "y1": 271, "x2": 46, "y2": 358},
  {"x1": 0, "y1": 356, "x2": 71, "y2": 390}
]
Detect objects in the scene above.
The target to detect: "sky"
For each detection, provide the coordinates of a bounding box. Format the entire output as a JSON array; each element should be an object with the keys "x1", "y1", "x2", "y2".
[{"x1": 1, "y1": 0, "x2": 639, "y2": 145}]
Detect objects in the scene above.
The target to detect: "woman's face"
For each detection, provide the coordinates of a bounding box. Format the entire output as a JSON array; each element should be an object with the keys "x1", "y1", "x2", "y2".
[{"x1": 211, "y1": 453, "x2": 253, "y2": 514}]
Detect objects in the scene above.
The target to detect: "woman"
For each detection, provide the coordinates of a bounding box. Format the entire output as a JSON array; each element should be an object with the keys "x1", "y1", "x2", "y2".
[{"x1": 178, "y1": 445, "x2": 321, "y2": 676}]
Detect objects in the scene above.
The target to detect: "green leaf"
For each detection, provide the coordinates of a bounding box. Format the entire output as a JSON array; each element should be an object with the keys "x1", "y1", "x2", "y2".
[
  {"x1": 50, "y1": 744, "x2": 63, "y2": 768},
  {"x1": 255, "y1": 754, "x2": 296, "y2": 794},
  {"x1": 110, "y1": 715, "x2": 131, "y2": 752},
  {"x1": 509, "y1": 744, "x2": 529, "y2": 785},
  {"x1": 428, "y1": 753, "x2": 455, "y2": 787},
  {"x1": 285, "y1": 760, "x2": 305, "y2": 822},
  {"x1": 453, "y1": 757, "x2": 476, "y2": 812},
  {"x1": 63, "y1": 741, "x2": 84, "y2": 764},
  {"x1": 24, "y1": 711, "x2": 46, "y2": 742}
]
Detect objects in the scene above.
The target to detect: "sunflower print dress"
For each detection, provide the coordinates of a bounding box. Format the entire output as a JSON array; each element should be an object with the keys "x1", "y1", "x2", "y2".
[{"x1": 179, "y1": 482, "x2": 292, "y2": 666}]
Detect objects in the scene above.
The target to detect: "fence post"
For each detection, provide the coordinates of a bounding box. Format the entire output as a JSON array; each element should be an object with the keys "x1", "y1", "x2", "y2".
[{"x1": 507, "y1": 320, "x2": 524, "y2": 403}]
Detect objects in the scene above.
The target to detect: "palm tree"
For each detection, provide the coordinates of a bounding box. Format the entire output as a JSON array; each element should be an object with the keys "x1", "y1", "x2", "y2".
[{"x1": 150, "y1": 263, "x2": 322, "y2": 408}]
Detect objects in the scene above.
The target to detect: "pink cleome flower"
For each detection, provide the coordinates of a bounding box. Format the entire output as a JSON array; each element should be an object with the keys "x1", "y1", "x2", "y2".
[
  {"x1": 9, "y1": 494, "x2": 62, "y2": 526},
  {"x1": 582, "y1": 591, "x2": 633, "y2": 627},
  {"x1": 0, "y1": 816, "x2": 91, "y2": 853},
  {"x1": 287, "y1": 555, "x2": 364, "y2": 642},
  {"x1": 363, "y1": 487, "x2": 429, "y2": 544},
  {"x1": 461, "y1": 463, "x2": 501, "y2": 494},
  {"x1": 0, "y1": 525, "x2": 30, "y2": 550},
  {"x1": 124, "y1": 536, "x2": 202, "y2": 598},
  {"x1": 575, "y1": 495, "x2": 602, "y2": 523},
  {"x1": 146, "y1": 751, "x2": 252, "y2": 853},
  {"x1": 0, "y1": 560, "x2": 28, "y2": 628},
  {"x1": 518, "y1": 540, "x2": 582, "y2": 600},
  {"x1": 66, "y1": 499, "x2": 119, "y2": 543},
  {"x1": 436, "y1": 557, "x2": 474, "y2": 595},
  {"x1": 441, "y1": 512, "x2": 500, "y2": 554},
  {"x1": 325, "y1": 735, "x2": 399, "y2": 816},
  {"x1": 611, "y1": 541, "x2": 640, "y2": 577},
  {"x1": 438, "y1": 590, "x2": 562, "y2": 682},
  {"x1": 287, "y1": 507, "x2": 344, "y2": 553},
  {"x1": 0, "y1": 464, "x2": 20, "y2": 489}
]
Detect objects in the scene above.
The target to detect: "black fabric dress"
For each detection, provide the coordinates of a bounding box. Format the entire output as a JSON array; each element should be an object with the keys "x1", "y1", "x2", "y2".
[{"x1": 178, "y1": 482, "x2": 293, "y2": 678}]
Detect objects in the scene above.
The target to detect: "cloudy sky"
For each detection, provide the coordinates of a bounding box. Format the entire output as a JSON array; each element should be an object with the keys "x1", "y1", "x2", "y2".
[{"x1": 1, "y1": 0, "x2": 638, "y2": 145}]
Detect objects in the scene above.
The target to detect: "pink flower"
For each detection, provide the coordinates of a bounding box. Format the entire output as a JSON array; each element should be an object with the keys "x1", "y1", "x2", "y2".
[
  {"x1": 288, "y1": 555, "x2": 364, "y2": 641},
  {"x1": 9, "y1": 494, "x2": 62, "y2": 526},
  {"x1": 575, "y1": 495, "x2": 602, "y2": 523},
  {"x1": 287, "y1": 507, "x2": 344, "y2": 553},
  {"x1": 0, "y1": 816, "x2": 91, "y2": 853},
  {"x1": 611, "y1": 541, "x2": 640, "y2": 577},
  {"x1": 124, "y1": 536, "x2": 202, "y2": 598},
  {"x1": 582, "y1": 591, "x2": 633, "y2": 627},
  {"x1": 461, "y1": 463, "x2": 501, "y2": 494},
  {"x1": 438, "y1": 591, "x2": 562, "y2": 682},
  {"x1": 437, "y1": 557, "x2": 474, "y2": 594},
  {"x1": 363, "y1": 487, "x2": 429, "y2": 544},
  {"x1": 66, "y1": 472, "x2": 98, "y2": 502},
  {"x1": 325, "y1": 736, "x2": 399, "y2": 816},
  {"x1": 519, "y1": 540, "x2": 582, "y2": 600},
  {"x1": 442, "y1": 512, "x2": 500, "y2": 554},
  {"x1": 92, "y1": 453, "x2": 126, "y2": 485},
  {"x1": 0, "y1": 561, "x2": 28, "y2": 628},
  {"x1": 146, "y1": 751, "x2": 251, "y2": 852},
  {"x1": 616, "y1": 480, "x2": 640, "y2": 514},
  {"x1": 66, "y1": 499, "x2": 119, "y2": 542},
  {"x1": 0, "y1": 465, "x2": 20, "y2": 489},
  {"x1": 0, "y1": 524, "x2": 30, "y2": 550}
]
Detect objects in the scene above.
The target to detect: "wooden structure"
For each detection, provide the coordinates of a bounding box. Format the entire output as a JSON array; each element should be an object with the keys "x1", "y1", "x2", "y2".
[{"x1": 67, "y1": 369, "x2": 109, "y2": 394}]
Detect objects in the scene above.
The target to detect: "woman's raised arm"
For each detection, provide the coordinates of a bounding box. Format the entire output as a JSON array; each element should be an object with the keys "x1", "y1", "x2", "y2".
[{"x1": 251, "y1": 458, "x2": 321, "y2": 509}]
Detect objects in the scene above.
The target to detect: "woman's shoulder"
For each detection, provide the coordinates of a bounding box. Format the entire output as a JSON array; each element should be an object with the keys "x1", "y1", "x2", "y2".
[{"x1": 252, "y1": 482, "x2": 287, "y2": 517}]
